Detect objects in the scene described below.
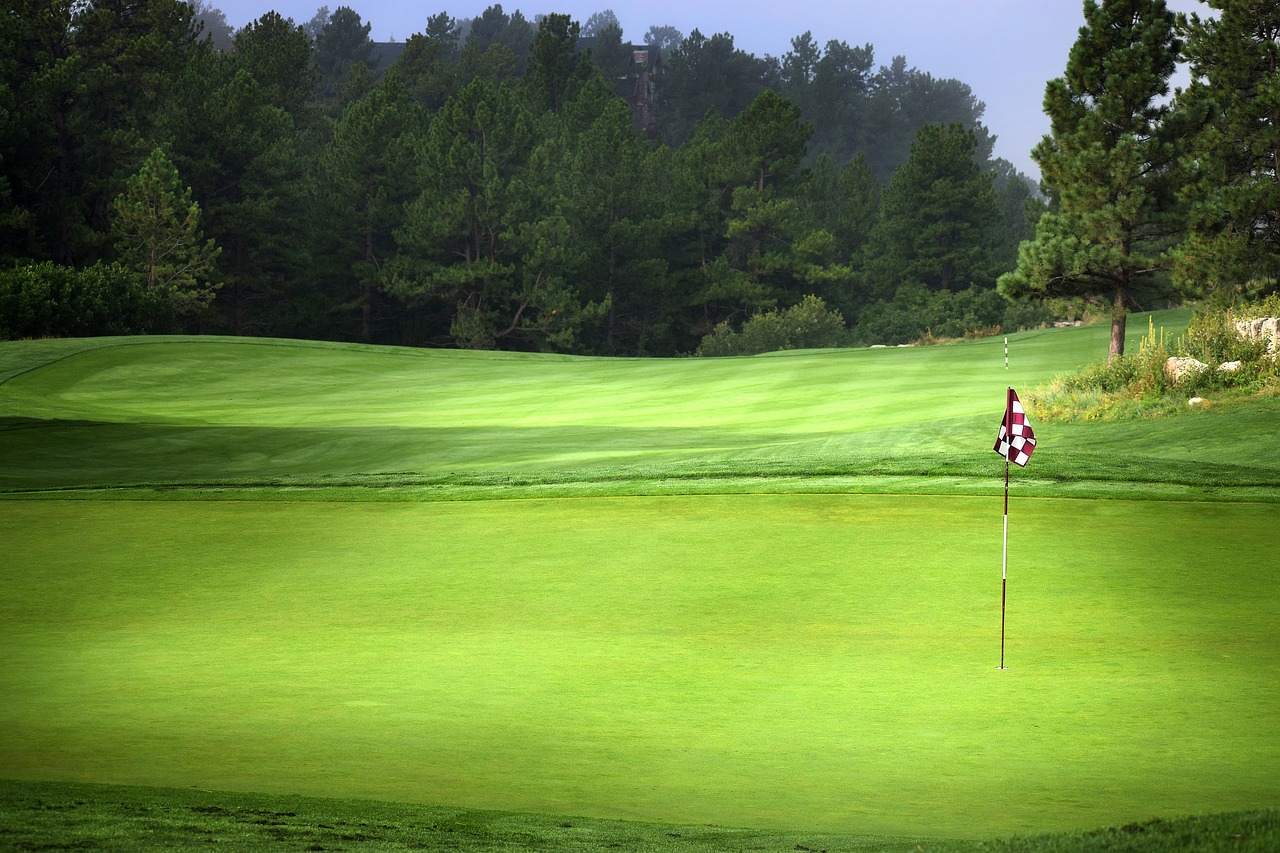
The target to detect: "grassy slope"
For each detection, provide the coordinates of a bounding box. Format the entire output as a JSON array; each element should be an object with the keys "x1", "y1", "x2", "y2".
[
  {"x1": 2, "y1": 315, "x2": 1278, "y2": 846},
  {"x1": 7, "y1": 310, "x2": 1276, "y2": 500}
]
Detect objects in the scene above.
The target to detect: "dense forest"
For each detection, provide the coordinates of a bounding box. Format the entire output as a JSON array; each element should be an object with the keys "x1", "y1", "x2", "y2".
[{"x1": 1, "y1": 0, "x2": 1276, "y2": 356}]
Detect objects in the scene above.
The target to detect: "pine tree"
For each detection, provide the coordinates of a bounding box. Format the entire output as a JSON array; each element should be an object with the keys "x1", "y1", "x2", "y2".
[
  {"x1": 314, "y1": 6, "x2": 375, "y2": 101},
  {"x1": 999, "y1": 0, "x2": 1182, "y2": 360},
  {"x1": 1172, "y1": 0, "x2": 1280, "y2": 300},
  {"x1": 111, "y1": 147, "x2": 220, "y2": 317},
  {"x1": 390, "y1": 79, "x2": 536, "y2": 348},
  {"x1": 524, "y1": 13, "x2": 591, "y2": 114},
  {"x1": 865, "y1": 123, "x2": 1000, "y2": 298}
]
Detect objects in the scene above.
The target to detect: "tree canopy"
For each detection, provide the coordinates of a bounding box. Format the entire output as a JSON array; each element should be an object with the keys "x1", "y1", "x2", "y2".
[
  {"x1": 1000, "y1": 0, "x2": 1184, "y2": 360},
  {"x1": 6, "y1": 2, "x2": 1273, "y2": 357}
]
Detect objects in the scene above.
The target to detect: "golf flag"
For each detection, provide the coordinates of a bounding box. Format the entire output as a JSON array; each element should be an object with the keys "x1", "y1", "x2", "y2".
[{"x1": 993, "y1": 388, "x2": 1036, "y2": 467}]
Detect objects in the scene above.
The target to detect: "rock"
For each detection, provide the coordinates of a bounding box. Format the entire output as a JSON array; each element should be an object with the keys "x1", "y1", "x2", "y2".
[
  {"x1": 1189, "y1": 397, "x2": 1205, "y2": 407},
  {"x1": 1235, "y1": 317, "x2": 1279, "y2": 354},
  {"x1": 1218, "y1": 360, "x2": 1242, "y2": 372},
  {"x1": 1165, "y1": 356, "x2": 1208, "y2": 382}
]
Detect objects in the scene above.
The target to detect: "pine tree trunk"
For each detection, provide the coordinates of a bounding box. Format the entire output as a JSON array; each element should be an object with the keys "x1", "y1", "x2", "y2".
[{"x1": 1108, "y1": 285, "x2": 1127, "y2": 362}]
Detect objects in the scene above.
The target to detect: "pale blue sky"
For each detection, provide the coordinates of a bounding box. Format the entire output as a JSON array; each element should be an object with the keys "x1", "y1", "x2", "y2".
[{"x1": 213, "y1": 0, "x2": 1208, "y2": 179}]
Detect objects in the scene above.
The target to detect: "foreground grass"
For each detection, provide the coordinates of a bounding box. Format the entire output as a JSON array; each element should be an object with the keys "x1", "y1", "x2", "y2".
[
  {"x1": 2, "y1": 779, "x2": 1278, "y2": 852},
  {"x1": 2, "y1": 315, "x2": 1277, "y2": 843},
  {"x1": 3, "y1": 496, "x2": 1276, "y2": 838}
]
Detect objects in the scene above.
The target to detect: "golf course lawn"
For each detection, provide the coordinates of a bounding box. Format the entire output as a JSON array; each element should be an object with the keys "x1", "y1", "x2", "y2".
[
  {"x1": 1, "y1": 312, "x2": 1277, "y2": 843},
  {"x1": 2, "y1": 494, "x2": 1276, "y2": 839}
]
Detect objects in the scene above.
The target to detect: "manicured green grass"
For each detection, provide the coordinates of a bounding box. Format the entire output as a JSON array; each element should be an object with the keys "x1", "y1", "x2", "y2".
[
  {"x1": 2, "y1": 495, "x2": 1277, "y2": 839},
  {"x1": 14, "y1": 310, "x2": 1272, "y2": 502},
  {"x1": 1, "y1": 312, "x2": 1277, "y2": 844},
  {"x1": 3, "y1": 779, "x2": 1278, "y2": 852}
]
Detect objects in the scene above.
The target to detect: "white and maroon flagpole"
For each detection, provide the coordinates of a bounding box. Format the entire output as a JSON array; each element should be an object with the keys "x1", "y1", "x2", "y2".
[
  {"x1": 993, "y1": 386, "x2": 1036, "y2": 669},
  {"x1": 999, "y1": 387, "x2": 1012, "y2": 670}
]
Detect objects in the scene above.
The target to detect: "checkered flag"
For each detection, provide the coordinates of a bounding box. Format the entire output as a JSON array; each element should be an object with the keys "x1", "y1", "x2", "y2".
[{"x1": 993, "y1": 388, "x2": 1036, "y2": 467}]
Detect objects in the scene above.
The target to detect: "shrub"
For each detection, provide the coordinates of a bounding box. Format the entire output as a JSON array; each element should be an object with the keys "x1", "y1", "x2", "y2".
[
  {"x1": 852, "y1": 285, "x2": 1052, "y2": 346},
  {"x1": 0, "y1": 261, "x2": 163, "y2": 340},
  {"x1": 697, "y1": 295, "x2": 849, "y2": 356},
  {"x1": 1031, "y1": 302, "x2": 1280, "y2": 420},
  {"x1": 1002, "y1": 298, "x2": 1055, "y2": 332},
  {"x1": 1180, "y1": 308, "x2": 1270, "y2": 367}
]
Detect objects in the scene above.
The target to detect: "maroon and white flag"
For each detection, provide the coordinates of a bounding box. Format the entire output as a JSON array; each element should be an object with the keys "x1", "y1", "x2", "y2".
[{"x1": 993, "y1": 388, "x2": 1036, "y2": 467}]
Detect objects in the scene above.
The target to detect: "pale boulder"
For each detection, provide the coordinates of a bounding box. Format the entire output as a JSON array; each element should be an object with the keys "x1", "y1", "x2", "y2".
[{"x1": 1165, "y1": 356, "x2": 1208, "y2": 382}]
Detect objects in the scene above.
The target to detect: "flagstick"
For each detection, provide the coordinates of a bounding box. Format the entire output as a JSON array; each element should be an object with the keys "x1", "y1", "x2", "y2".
[
  {"x1": 1000, "y1": 454, "x2": 1009, "y2": 670},
  {"x1": 999, "y1": 386, "x2": 1012, "y2": 670}
]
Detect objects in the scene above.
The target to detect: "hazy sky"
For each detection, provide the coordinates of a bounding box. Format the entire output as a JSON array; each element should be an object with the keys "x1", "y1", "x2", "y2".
[{"x1": 213, "y1": 0, "x2": 1209, "y2": 179}]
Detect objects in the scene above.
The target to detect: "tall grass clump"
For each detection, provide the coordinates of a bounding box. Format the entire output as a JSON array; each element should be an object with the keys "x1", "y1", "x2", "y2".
[{"x1": 1030, "y1": 298, "x2": 1280, "y2": 421}]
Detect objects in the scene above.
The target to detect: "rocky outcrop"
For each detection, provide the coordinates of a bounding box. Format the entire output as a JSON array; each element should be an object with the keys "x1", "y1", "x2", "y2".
[{"x1": 1235, "y1": 317, "x2": 1279, "y2": 355}]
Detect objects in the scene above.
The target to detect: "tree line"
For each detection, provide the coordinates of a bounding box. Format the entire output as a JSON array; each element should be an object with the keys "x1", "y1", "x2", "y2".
[
  {"x1": 1, "y1": 0, "x2": 1049, "y2": 353},
  {"x1": 1000, "y1": 0, "x2": 1279, "y2": 360},
  {"x1": 2, "y1": 1, "x2": 1274, "y2": 358}
]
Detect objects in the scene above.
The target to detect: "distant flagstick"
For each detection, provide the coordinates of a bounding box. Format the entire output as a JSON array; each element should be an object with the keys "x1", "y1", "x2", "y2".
[{"x1": 993, "y1": 386, "x2": 1036, "y2": 670}]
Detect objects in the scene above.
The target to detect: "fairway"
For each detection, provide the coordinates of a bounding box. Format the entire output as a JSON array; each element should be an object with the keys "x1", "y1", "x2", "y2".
[
  {"x1": 0, "y1": 315, "x2": 1198, "y2": 495},
  {"x1": 1, "y1": 495, "x2": 1277, "y2": 838},
  {"x1": 2, "y1": 313, "x2": 1278, "y2": 842}
]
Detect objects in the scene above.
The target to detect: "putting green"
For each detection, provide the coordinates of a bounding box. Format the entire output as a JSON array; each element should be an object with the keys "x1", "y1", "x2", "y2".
[{"x1": 2, "y1": 494, "x2": 1276, "y2": 838}]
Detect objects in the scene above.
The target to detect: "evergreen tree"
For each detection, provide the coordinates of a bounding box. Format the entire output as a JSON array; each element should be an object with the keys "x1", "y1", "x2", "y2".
[
  {"x1": 554, "y1": 79, "x2": 669, "y2": 354},
  {"x1": 585, "y1": 21, "x2": 632, "y2": 90},
  {"x1": 191, "y1": 1, "x2": 234, "y2": 52},
  {"x1": 656, "y1": 29, "x2": 771, "y2": 146},
  {"x1": 314, "y1": 6, "x2": 375, "y2": 100},
  {"x1": 302, "y1": 6, "x2": 330, "y2": 43},
  {"x1": 808, "y1": 39, "x2": 875, "y2": 165},
  {"x1": 800, "y1": 153, "x2": 878, "y2": 316},
  {"x1": 717, "y1": 91, "x2": 835, "y2": 311},
  {"x1": 525, "y1": 13, "x2": 591, "y2": 114},
  {"x1": 734, "y1": 89, "x2": 811, "y2": 193},
  {"x1": 780, "y1": 32, "x2": 821, "y2": 116},
  {"x1": 1000, "y1": 0, "x2": 1182, "y2": 360},
  {"x1": 465, "y1": 4, "x2": 510, "y2": 49},
  {"x1": 388, "y1": 34, "x2": 458, "y2": 111},
  {"x1": 0, "y1": 0, "x2": 78, "y2": 261},
  {"x1": 162, "y1": 58, "x2": 307, "y2": 335},
  {"x1": 642, "y1": 25, "x2": 682, "y2": 53},
  {"x1": 1173, "y1": 0, "x2": 1280, "y2": 300},
  {"x1": 423, "y1": 12, "x2": 462, "y2": 58},
  {"x1": 832, "y1": 154, "x2": 881, "y2": 260},
  {"x1": 72, "y1": 0, "x2": 199, "y2": 246},
  {"x1": 111, "y1": 147, "x2": 220, "y2": 317},
  {"x1": 231, "y1": 12, "x2": 318, "y2": 122},
  {"x1": 664, "y1": 110, "x2": 763, "y2": 341},
  {"x1": 865, "y1": 123, "x2": 1000, "y2": 299},
  {"x1": 582, "y1": 10, "x2": 621, "y2": 38},
  {"x1": 862, "y1": 56, "x2": 991, "y2": 182},
  {"x1": 390, "y1": 79, "x2": 538, "y2": 348},
  {"x1": 315, "y1": 78, "x2": 426, "y2": 341},
  {"x1": 990, "y1": 158, "x2": 1045, "y2": 273}
]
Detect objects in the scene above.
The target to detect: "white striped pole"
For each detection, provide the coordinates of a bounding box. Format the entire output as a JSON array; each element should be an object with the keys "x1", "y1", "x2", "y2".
[
  {"x1": 1002, "y1": 345, "x2": 1011, "y2": 667},
  {"x1": 999, "y1": 386, "x2": 1011, "y2": 670},
  {"x1": 999, "y1": 475, "x2": 1009, "y2": 670}
]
